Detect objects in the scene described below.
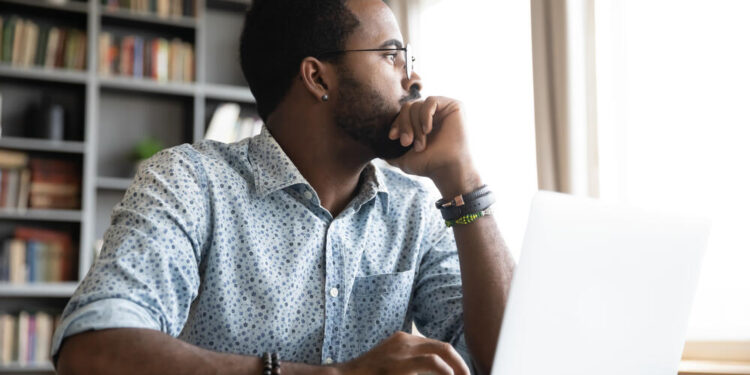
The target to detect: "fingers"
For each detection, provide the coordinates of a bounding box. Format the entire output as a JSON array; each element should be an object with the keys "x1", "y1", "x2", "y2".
[
  {"x1": 402, "y1": 354, "x2": 455, "y2": 375},
  {"x1": 411, "y1": 341, "x2": 471, "y2": 375},
  {"x1": 389, "y1": 102, "x2": 413, "y2": 146},
  {"x1": 389, "y1": 97, "x2": 440, "y2": 153},
  {"x1": 409, "y1": 103, "x2": 425, "y2": 151}
]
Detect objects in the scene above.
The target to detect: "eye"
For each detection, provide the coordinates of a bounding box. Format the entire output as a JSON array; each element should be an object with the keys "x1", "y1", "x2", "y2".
[{"x1": 385, "y1": 53, "x2": 398, "y2": 63}]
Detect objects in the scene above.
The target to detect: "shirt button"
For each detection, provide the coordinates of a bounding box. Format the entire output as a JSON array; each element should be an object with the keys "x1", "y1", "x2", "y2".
[
  {"x1": 325, "y1": 357, "x2": 333, "y2": 364},
  {"x1": 330, "y1": 287, "x2": 339, "y2": 297},
  {"x1": 303, "y1": 191, "x2": 313, "y2": 200}
]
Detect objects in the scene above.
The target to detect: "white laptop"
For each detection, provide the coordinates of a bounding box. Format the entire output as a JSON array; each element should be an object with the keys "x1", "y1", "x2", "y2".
[{"x1": 491, "y1": 191, "x2": 710, "y2": 375}]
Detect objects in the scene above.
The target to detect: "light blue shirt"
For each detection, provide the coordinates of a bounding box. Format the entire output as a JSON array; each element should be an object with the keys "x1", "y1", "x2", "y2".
[{"x1": 52, "y1": 127, "x2": 475, "y2": 371}]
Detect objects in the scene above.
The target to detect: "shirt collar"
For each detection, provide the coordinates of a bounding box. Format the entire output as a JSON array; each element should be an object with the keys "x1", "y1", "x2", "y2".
[{"x1": 247, "y1": 126, "x2": 390, "y2": 211}]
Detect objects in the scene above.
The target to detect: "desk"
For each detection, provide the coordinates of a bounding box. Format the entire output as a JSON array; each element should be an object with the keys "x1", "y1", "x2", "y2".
[{"x1": 679, "y1": 360, "x2": 750, "y2": 375}]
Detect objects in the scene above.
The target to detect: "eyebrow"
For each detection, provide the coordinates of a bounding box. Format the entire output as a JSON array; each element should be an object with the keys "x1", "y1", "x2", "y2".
[{"x1": 379, "y1": 39, "x2": 404, "y2": 49}]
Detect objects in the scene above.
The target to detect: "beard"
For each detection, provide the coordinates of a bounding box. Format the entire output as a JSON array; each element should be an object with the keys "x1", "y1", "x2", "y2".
[{"x1": 333, "y1": 72, "x2": 422, "y2": 159}]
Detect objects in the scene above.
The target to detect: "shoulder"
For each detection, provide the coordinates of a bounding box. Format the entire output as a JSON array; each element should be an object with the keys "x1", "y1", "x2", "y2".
[{"x1": 137, "y1": 139, "x2": 254, "y2": 183}]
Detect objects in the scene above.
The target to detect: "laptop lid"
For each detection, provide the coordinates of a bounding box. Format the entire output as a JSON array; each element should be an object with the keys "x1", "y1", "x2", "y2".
[{"x1": 491, "y1": 191, "x2": 710, "y2": 375}]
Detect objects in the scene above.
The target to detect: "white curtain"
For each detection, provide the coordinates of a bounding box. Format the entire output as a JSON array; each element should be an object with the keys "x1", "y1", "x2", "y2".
[{"x1": 530, "y1": 0, "x2": 600, "y2": 197}]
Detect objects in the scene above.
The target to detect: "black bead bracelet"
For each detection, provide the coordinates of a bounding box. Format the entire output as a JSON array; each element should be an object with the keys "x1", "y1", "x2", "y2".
[{"x1": 261, "y1": 352, "x2": 281, "y2": 375}]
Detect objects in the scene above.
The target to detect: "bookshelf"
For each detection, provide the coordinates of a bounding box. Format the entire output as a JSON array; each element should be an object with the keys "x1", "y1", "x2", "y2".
[{"x1": 0, "y1": 0, "x2": 255, "y2": 371}]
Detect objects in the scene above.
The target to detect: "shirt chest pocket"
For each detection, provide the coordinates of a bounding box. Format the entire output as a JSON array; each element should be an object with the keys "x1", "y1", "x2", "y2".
[{"x1": 342, "y1": 269, "x2": 415, "y2": 359}]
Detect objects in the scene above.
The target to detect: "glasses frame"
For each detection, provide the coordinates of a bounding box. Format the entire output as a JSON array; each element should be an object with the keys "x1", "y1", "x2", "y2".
[{"x1": 318, "y1": 44, "x2": 415, "y2": 79}]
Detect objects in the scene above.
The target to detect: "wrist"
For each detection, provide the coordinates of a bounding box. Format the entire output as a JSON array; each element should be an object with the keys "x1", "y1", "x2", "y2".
[{"x1": 430, "y1": 163, "x2": 483, "y2": 198}]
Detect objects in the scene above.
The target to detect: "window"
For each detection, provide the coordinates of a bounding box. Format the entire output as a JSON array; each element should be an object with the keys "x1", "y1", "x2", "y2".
[
  {"x1": 405, "y1": 0, "x2": 538, "y2": 258},
  {"x1": 595, "y1": 0, "x2": 750, "y2": 339}
]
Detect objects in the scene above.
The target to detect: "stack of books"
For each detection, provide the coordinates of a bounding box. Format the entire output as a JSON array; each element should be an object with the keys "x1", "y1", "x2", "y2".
[
  {"x1": 0, "y1": 227, "x2": 76, "y2": 283},
  {"x1": 0, "y1": 16, "x2": 87, "y2": 70},
  {"x1": 101, "y1": 0, "x2": 197, "y2": 18},
  {"x1": 29, "y1": 158, "x2": 81, "y2": 210},
  {"x1": 0, "y1": 151, "x2": 31, "y2": 211},
  {"x1": 0, "y1": 311, "x2": 62, "y2": 366},
  {"x1": 98, "y1": 33, "x2": 194, "y2": 82},
  {"x1": 0, "y1": 151, "x2": 81, "y2": 211}
]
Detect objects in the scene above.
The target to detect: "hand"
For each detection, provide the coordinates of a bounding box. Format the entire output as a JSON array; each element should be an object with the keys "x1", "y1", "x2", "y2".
[
  {"x1": 386, "y1": 96, "x2": 482, "y2": 197},
  {"x1": 334, "y1": 331, "x2": 471, "y2": 375}
]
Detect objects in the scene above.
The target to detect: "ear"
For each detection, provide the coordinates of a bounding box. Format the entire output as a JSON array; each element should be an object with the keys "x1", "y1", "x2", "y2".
[{"x1": 299, "y1": 57, "x2": 333, "y2": 102}]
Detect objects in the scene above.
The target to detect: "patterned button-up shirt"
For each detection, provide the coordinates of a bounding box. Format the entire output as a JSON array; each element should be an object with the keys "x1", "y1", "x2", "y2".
[{"x1": 52, "y1": 126, "x2": 474, "y2": 371}]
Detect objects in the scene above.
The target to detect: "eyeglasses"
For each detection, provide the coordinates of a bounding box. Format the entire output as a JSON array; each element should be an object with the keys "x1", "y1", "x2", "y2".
[{"x1": 318, "y1": 43, "x2": 415, "y2": 80}]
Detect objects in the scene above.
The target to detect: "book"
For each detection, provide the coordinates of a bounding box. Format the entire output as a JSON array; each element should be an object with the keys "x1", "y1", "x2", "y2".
[
  {"x1": 17, "y1": 311, "x2": 28, "y2": 365},
  {"x1": 53, "y1": 28, "x2": 67, "y2": 68},
  {"x1": 0, "y1": 150, "x2": 29, "y2": 169},
  {"x1": 15, "y1": 227, "x2": 74, "y2": 282},
  {"x1": 34, "y1": 25, "x2": 49, "y2": 67},
  {"x1": 44, "y1": 27, "x2": 60, "y2": 68},
  {"x1": 28, "y1": 158, "x2": 81, "y2": 210},
  {"x1": 98, "y1": 32, "x2": 111, "y2": 75},
  {"x1": 0, "y1": 241, "x2": 9, "y2": 281},
  {"x1": 8, "y1": 239, "x2": 26, "y2": 283},
  {"x1": 23, "y1": 22, "x2": 39, "y2": 67},
  {"x1": 4, "y1": 169, "x2": 19, "y2": 210},
  {"x1": 133, "y1": 36, "x2": 143, "y2": 78},
  {"x1": 27, "y1": 314, "x2": 35, "y2": 363},
  {"x1": 0, "y1": 313, "x2": 14, "y2": 364},
  {"x1": 12, "y1": 19, "x2": 24, "y2": 66},
  {"x1": 2, "y1": 16, "x2": 17, "y2": 63},
  {"x1": 17, "y1": 168, "x2": 31, "y2": 210},
  {"x1": 157, "y1": 0, "x2": 170, "y2": 18},
  {"x1": 34, "y1": 312, "x2": 52, "y2": 363}
]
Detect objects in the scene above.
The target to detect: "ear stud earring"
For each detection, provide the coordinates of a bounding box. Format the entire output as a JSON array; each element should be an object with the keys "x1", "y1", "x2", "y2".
[{"x1": 322, "y1": 94, "x2": 329, "y2": 102}]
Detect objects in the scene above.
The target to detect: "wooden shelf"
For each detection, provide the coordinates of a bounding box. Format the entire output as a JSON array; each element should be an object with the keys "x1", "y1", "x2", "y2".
[
  {"x1": 0, "y1": 209, "x2": 83, "y2": 223},
  {"x1": 202, "y1": 83, "x2": 256, "y2": 103},
  {"x1": 0, "y1": 137, "x2": 85, "y2": 154},
  {"x1": 0, "y1": 0, "x2": 88, "y2": 14},
  {"x1": 0, "y1": 63, "x2": 88, "y2": 85},
  {"x1": 680, "y1": 360, "x2": 750, "y2": 375},
  {"x1": 101, "y1": 7, "x2": 197, "y2": 29},
  {"x1": 99, "y1": 75, "x2": 196, "y2": 96},
  {"x1": 0, "y1": 282, "x2": 78, "y2": 298},
  {"x1": 97, "y1": 177, "x2": 132, "y2": 191}
]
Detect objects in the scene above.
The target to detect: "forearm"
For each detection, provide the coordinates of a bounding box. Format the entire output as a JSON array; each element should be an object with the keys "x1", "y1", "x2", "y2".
[
  {"x1": 56, "y1": 328, "x2": 336, "y2": 375},
  {"x1": 433, "y1": 169, "x2": 515, "y2": 375}
]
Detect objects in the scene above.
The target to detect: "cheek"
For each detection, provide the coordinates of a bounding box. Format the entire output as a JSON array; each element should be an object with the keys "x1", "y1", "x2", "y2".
[{"x1": 359, "y1": 59, "x2": 403, "y2": 96}]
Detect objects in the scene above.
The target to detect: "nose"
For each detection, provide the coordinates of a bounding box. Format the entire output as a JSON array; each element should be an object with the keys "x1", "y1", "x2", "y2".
[{"x1": 403, "y1": 70, "x2": 422, "y2": 93}]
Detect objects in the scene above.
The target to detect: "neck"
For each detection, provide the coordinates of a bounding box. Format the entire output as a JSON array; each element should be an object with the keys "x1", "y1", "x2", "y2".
[{"x1": 266, "y1": 104, "x2": 373, "y2": 218}]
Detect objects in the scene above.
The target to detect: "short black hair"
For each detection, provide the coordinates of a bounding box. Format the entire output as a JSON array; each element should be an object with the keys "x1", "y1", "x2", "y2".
[{"x1": 239, "y1": 0, "x2": 361, "y2": 122}]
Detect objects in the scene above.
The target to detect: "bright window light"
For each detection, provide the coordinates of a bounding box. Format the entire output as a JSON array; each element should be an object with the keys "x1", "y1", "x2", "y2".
[
  {"x1": 596, "y1": 0, "x2": 750, "y2": 339},
  {"x1": 411, "y1": 0, "x2": 538, "y2": 259}
]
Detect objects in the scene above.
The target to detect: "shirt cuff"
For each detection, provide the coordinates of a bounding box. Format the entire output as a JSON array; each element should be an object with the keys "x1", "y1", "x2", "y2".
[{"x1": 50, "y1": 298, "x2": 162, "y2": 360}]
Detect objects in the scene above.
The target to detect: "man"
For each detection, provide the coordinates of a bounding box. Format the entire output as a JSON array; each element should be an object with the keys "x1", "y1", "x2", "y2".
[{"x1": 54, "y1": 0, "x2": 515, "y2": 374}]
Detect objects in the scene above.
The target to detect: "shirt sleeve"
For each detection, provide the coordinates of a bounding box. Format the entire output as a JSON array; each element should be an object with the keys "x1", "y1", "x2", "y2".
[
  {"x1": 51, "y1": 146, "x2": 211, "y2": 359},
  {"x1": 411, "y1": 208, "x2": 479, "y2": 374}
]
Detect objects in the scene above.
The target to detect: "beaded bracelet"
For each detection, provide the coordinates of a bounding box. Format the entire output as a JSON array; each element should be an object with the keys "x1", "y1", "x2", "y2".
[
  {"x1": 261, "y1": 352, "x2": 281, "y2": 375},
  {"x1": 445, "y1": 208, "x2": 492, "y2": 227}
]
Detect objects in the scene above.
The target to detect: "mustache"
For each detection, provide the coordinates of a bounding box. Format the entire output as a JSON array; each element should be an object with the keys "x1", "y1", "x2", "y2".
[{"x1": 399, "y1": 85, "x2": 422, "y2": 105}]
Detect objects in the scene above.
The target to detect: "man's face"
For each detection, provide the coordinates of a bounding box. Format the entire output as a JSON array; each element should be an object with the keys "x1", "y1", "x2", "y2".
[{"x1": 332, "y1": 0, "x2": 422, "y2": 159}]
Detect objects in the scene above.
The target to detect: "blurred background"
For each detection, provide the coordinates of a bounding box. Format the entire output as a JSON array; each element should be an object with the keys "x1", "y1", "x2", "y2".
[{"x1": 0, "y1": 0, "x2": 748, "y2": 373}]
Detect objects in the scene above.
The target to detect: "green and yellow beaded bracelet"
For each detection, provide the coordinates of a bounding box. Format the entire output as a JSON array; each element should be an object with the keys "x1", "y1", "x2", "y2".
[{"x1": 445, "y1": 208, "x2": 492, "y2": 227}]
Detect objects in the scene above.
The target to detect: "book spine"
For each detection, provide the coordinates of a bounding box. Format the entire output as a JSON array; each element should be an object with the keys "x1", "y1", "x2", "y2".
[{"x1": 17, "y1": 311, "x2": 28, "y2": 365}]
